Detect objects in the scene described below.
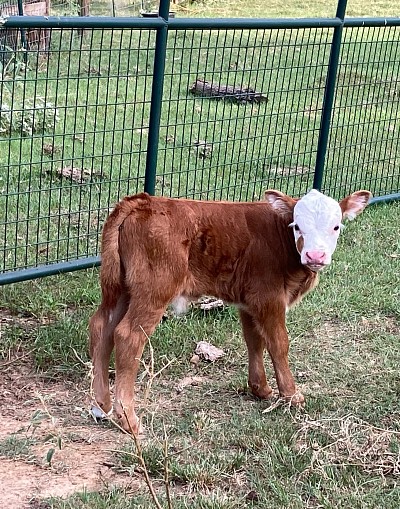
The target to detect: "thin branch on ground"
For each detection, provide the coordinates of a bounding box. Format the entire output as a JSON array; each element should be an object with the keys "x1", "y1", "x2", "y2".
[
  {"x1": 122, "y1": 406, "x2": 164, "y2": 509},
  {"x1": 0, "y1": 349, "x2": 35, "y2": 369},
  {"x1": 163, "y1": 422, "x2": 172, "y2": 509},
  {"x1": 139, "y1": 325, "x2": 174, "y2": 410}
]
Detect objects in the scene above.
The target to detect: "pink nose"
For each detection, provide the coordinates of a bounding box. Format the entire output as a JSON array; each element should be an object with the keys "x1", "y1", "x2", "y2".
[{"x1": 305, "y1": 251, "x2": 326, "y2": 264}]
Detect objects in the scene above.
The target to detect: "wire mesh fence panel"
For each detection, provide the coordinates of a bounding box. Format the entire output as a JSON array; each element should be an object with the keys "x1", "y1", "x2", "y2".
[
  {"x1": 0, "y1": 27, "x2": 156, "y2": 274},
  {"x1": 157, "y1": 27, "x2": 333, "y2": 201},
  {"x1": 322, "y1": 25, "x2": 400, "y2": 199},
  {"x1": 49, "y1": 0, "x2": 154, "y2": 17},
  {"x1": 0, "y1": 14, "x2": 399, "y2": 282},
  {"x1": 50, "y1": 0, "x2": 114, "y2": 17}
]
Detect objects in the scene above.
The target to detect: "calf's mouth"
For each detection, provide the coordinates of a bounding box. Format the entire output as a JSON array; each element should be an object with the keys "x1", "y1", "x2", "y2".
[{"x1": 304, "y1": 262, "x2": 327, "y2": 272}]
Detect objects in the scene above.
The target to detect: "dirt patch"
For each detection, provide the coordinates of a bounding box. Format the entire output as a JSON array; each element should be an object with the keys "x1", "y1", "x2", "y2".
[
  {"x1": 0, "y1": 358, "x2": 137, "y2": 509},
  {"x1": 269, "y1": 165, "x2": 312, "y2": 177},
  {"x1": 0, "y1": 307, "x2": 52, "y2": 330}
]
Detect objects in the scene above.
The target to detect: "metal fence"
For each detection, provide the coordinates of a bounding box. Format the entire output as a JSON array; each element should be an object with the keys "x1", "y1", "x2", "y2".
[{"x1": 0, "y1": 0, "x2": 400, "y2": 284}]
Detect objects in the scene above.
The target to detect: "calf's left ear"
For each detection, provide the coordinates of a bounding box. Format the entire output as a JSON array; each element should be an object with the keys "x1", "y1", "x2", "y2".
[{"x1": 339, "y1": 190, "x2": 372, "y2": 221}]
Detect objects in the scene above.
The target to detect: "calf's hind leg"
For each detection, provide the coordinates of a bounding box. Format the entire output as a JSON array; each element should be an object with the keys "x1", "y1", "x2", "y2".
[
  {"x1": 113, "y1": 305, "x2": 167, "y2": 434},
  {"x1": 89, "y1": 295, "x2": 128, "y2": 418}
]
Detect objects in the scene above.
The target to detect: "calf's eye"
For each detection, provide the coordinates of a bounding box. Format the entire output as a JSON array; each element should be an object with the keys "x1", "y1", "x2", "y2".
[
  {"x1": 294, "y1": 224, "x2": 300, "y2": 231},
  {"x1": 334, "y1": 225, "x2": 340, "y2": 231}
]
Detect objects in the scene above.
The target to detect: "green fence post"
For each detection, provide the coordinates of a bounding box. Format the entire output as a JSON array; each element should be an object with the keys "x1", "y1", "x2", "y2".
[
  {"x1": 313, "y1": 0, "x2": 348, "y2": 190},
  {"x1": 144, "y1": 0, "x2": 170, "y2": 195},
  {"x1": 17, "y1": 0, "x2": 28, "y2": 62}
]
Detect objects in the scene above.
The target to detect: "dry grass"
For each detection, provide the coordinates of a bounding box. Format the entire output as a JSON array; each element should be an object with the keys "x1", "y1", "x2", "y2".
[{"x1": 296, "y1": 414, "x2": 400, "y2": 478}]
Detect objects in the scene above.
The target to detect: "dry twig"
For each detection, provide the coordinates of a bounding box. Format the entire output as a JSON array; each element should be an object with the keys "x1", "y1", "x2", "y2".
[
  {"x1": 163, "y1": 422, "x2": 172, "y2": 509},
  {"x1": 122, "y1": 407, "x2": 164, "y2": 509},
  {"x1": 89, "y1": 326, "x2": 175, "y2": 507}
]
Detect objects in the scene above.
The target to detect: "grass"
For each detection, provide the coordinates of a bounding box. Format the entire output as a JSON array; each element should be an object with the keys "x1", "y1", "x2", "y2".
[
  {"x1": 84, "y1": 0, "x2": 400, "y2": 18},
  {"x1": 0, "y1": 202, "x2": 399, "y2": 508},
  {"x1": 0, "y1": 434, "x2": 38, "y2": 462},
  {"x1": 0, "y1": 0, "x2": 399, "y2": 507}
]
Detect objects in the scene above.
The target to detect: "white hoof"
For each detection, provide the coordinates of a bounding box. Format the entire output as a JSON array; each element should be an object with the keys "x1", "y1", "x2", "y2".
[{"x1": 91, "y1": 405, "x2": 112, "y2": 421}]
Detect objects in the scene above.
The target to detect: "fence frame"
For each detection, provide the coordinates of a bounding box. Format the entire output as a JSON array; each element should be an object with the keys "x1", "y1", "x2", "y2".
[{"x1": 1, "y1": 0, "x2": 400, "y2": 285}]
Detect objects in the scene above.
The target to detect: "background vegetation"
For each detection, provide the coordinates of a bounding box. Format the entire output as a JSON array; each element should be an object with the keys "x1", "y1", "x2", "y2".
[{"x1": 1, "y1": 0, "x2": 399, "y2": 272}]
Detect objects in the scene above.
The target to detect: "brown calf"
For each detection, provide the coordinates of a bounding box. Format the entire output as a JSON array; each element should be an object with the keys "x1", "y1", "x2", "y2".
[{"x1": 89, "y1": 189, "x2": 371, "y2": 433}]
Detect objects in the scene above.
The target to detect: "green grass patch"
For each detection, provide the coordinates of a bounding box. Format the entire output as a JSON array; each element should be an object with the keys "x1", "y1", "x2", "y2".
[
  {"x1": 0, "y1": 434, "x2": 37, "y2": 461},
  {"x1": 0, "y1": 202, "x2": 399, "y2": 508}
]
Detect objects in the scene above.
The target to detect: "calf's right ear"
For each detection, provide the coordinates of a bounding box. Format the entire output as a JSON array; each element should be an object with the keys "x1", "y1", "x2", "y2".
[
  {"x1": 264, "y1": 190, "x2": 297, "y2": 215},
  {"x1": 339, "y1": 190, "x2": 372, "y2": 221}
]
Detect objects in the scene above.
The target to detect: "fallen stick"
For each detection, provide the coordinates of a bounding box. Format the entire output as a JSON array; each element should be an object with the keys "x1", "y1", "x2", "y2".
[{"x1": 189, "y1": 78, "x2": 268, "y2": 104}]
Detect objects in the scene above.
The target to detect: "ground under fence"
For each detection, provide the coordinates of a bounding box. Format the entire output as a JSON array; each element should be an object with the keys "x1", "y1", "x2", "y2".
[{"x1": 0, "y1": 4, "x2": 400, "y2": 284}]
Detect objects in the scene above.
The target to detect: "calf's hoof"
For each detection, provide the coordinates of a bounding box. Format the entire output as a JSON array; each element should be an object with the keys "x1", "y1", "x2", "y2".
[
  {"x1": 91, "y1": 400, "x2": 113, "y2": 421},
  {"x1": 249, "y1": 382, "x2": 274, "y2": 400},
  {"x1": 283, "y1": 391, "x2": 305, "y2": 406},
  {"x1": 115, "y1": 407, "x2": 144, "y2": 435},
  {"x1": 91, "y1": 405, "x2": 113, "y2": 421}
]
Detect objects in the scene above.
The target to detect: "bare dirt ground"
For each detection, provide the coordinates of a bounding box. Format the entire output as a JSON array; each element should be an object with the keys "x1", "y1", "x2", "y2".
[
  {"x1": 0, "y1": 303, "x2": 222, "y2": 509},
  {"x1": 0, "y1": 358, "x2": 137, "y2": 509}
]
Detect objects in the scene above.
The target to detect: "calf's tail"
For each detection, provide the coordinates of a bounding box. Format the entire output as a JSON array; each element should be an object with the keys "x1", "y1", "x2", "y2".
[{"x1": 99, "y1": 198, "x2": 134, "y2": 308}]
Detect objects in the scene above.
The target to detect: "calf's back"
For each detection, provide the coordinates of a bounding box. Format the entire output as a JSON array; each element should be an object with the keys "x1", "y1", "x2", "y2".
[{"x1": 110, "y1": 192, "x2": 308, "y2": 309}]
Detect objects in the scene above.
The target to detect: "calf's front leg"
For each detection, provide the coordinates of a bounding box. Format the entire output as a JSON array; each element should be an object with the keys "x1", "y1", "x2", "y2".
[
  {"x1": 239, "y1": 309, "x2": 273, "y2": 399},
  {"x1": 254, "y1": 304, "x2": 304, "y2": 405}
]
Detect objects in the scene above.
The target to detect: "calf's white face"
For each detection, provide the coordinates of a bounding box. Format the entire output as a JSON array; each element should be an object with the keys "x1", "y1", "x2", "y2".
[
  {"x1": 265, "y1": 188, "x2": 372, "y2": 272},
  {"x1": 291, "y1": 190, "x2": 343, "y2": 270}
]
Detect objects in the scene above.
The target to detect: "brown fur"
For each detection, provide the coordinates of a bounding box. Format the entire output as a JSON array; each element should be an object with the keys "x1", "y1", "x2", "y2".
[{"x1": 89, "y1": 191, "x2": 366, "y2": 434}]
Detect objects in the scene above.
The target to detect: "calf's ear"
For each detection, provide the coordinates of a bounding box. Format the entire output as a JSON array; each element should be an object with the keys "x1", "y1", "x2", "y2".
[
  {"x1": 339, "y1": 190, "x2": 372, "y2": 220},
  {"x1": 264, "y1": 190, "x2": 297, "y2": 215}
]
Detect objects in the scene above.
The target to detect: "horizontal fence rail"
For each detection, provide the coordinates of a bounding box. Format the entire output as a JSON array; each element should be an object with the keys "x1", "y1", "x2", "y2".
[{"x1": 0, "y1": 9, "x2": 399, "y2": 284}]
